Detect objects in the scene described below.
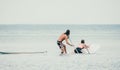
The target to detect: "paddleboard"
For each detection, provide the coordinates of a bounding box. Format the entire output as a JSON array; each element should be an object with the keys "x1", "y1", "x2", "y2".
[{"x1": 0, "y1": 51, "x2": 47, "y2": 54}]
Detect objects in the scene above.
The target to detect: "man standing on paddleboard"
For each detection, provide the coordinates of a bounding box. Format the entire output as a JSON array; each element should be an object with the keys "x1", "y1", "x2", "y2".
[{"x1": 57, "y1": 29, "x2": 74, "y2": 54}]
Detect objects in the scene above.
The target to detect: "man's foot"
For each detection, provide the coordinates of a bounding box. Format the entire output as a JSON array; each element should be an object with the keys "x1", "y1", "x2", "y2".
[
  {"x1": 61, "y1": 52, "x2": 63, "y2": 54},
  {"x1": 59, "y1": 52, "x2": 64, "y2": 56}
]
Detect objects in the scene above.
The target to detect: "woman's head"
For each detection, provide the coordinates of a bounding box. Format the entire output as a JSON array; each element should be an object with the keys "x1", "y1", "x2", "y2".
[
  {"x1": 81, "y1": 40, "x2": 85, "y2": 43},
  {"x1": 64, "y1": 29, "x2": 70, "y2": 36}
]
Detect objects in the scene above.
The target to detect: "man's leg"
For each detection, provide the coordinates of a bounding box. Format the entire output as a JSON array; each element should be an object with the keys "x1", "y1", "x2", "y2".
[
  {"x1": 64, "y1": 46, "x2": 67, "y2": 54},
  {"x1": 60, "y1": 47, "x2": 64, "y2": 54}
]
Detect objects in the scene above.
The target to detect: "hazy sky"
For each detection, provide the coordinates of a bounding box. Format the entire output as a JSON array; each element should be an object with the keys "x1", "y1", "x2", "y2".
[{"x1": 0, "y1": 0, "x2": 120, "y2": 24}]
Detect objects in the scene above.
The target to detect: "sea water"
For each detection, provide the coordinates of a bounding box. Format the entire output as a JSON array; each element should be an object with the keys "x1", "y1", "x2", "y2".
[
  {"x1": 0, "y1": 24, "x2": 120, "y2": 70},
  {"x1": 0, "y1": 24, "x2": 120, "y2": 53}
]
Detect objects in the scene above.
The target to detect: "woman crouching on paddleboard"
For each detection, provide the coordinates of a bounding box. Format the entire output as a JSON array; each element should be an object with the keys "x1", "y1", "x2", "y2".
[{"x1": 57, "y1": 29, "x2": 74, "y2": 54}]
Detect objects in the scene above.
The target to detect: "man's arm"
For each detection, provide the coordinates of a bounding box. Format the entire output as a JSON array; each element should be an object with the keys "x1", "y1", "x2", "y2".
[{"x1": 65, "y1": 37, "x2": 73, "y2": 46}]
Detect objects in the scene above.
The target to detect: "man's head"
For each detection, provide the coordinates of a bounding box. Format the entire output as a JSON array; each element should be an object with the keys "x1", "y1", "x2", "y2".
[{"x1": 65, "y1": 29, "x2": 70, "y2": 36}]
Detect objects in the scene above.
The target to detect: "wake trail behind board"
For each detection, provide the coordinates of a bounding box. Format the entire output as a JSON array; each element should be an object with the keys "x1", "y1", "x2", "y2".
[{"x1": 82, "y1": 44, "x2": 100, "y2": 54}]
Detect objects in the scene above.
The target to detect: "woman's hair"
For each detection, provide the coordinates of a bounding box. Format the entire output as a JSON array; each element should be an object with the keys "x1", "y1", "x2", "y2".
[
  {"x1": 64, "y1": 29, "x2": 70, "y2": 37},
  {"x1": 81, "y1": 40, "x2": 85, "y2": 43}
]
